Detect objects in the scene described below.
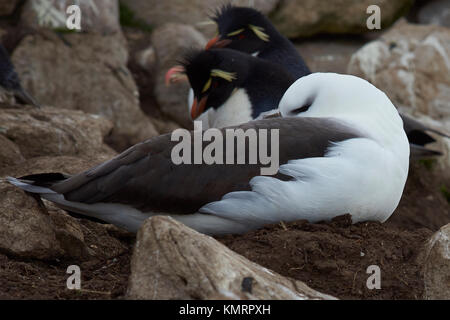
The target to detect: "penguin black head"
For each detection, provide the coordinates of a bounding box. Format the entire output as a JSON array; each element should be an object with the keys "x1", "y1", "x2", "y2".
[
  {"x1": 207, "y1": 5, "x2": 275, "y2": 54},
  {"x1": 182, "y1": 48, "x2": 251, "y2": 119},
  {"x1": 182, "y1": 48, "x2": 296, "y2": 121}
]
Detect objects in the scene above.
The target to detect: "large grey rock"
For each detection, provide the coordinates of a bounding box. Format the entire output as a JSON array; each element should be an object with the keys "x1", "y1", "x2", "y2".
[
  {"x1": 0, "y1": 133, "x2": 25, "y2": 169},
  {"x1": 0, "y1": 152, "x2": 123, "y2": 261},
  {"x1": 270, "y1": 0, "x2": 413, "y2": 38},
  {"x1": 348, "y1": 20, "x2": 450, "y2": 173},
  {"x1": 21, "y1": 0, "x2": 121, "y2": 34},
  {"x1": 152, "y1": 23, "x2": 206, "y2": 128},
  {"x1": 0, "y1": 180, "x2": 90, "y2": 260},
  {"x1": 0, "y1": 105, "x2": 115, "y2": 162},
  {"x1": 127, "y1": 216, "x2": 336, "y2": 300},
  {"x1": 348, "y1": 20, "x2": 450, "y2": 119},
  {"x1": 423, "y1": 223, "x2": 450, "y2": 299},
  {"x1": 121, "y1": 0, "x2": 278, "y2": 37},
  {"x1": 12, "y1": 32, "x2": 158, "y2": 150},
  {"x1": 0, "y1": 181, "x2": 61, "y2": 260}
]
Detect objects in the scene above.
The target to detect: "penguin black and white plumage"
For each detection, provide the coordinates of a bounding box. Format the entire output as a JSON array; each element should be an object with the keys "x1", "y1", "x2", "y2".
[
  {"x1": 0, "y1": 43, "x2": 40, "y2": 108},
  {"x1": 182, "y1": 48, "x2": 295, "y2": 128}
]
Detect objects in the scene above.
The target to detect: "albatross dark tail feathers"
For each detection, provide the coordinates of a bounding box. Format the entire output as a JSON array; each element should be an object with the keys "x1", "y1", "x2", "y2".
[
  {"x1": 401, "y1": 114, "x2": 450, "y2": 158},
  {"x1": 6, "y1": 174, "x2": 108, "y2": 224}
]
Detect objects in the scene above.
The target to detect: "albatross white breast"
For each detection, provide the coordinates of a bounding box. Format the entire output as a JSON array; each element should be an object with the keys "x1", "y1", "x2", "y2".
[{"x1": 8, "y1": 73, "x2": 410, "y2": 235}]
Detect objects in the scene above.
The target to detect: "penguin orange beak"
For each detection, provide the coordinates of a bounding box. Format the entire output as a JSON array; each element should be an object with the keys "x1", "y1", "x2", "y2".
[
  {"x1": 205, "y1": 36, "x2": 232, "y2": 50},
  {"x1": 191, "y1": 96, "x2": 208, "y2": 120}
]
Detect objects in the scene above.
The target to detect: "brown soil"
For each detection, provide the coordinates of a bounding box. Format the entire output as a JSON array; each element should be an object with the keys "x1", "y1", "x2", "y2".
[
  {"x1": 218, "y1": 215, "x2": 432, "y2": 300},
  {"x1": 0, "y1": 221, "x2": 134, "y2": 300}
]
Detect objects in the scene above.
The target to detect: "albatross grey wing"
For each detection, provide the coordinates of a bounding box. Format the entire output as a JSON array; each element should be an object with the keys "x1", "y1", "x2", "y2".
[{"x1": 46, "y1": 117, "x2": 364, "y2": 215}]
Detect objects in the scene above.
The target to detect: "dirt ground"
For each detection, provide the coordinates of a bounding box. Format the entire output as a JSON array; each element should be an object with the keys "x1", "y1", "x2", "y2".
[
  {"x1": 0, "y1": 161, "x2": 447, "y2": 300},
  {"x1": 0, "y1": 220, "x2": 134, "y2": 300},
  {"x1": 218, "y1": 215, "x2": 432, "y2": 300}
]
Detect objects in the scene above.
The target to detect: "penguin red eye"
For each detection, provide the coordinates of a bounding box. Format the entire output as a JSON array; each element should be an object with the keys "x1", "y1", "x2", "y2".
[
  {"x1": 213, "y1": 81, "x2": 219, "y2": 88},
  {"x1": 239, "y1": 34, "x2": 246, "y2": 40}
]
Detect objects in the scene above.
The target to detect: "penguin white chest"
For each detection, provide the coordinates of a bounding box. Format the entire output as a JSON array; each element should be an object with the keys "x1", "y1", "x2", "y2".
[{"x1": 209, "y1": 89, "x2": 253, "y2": 128}]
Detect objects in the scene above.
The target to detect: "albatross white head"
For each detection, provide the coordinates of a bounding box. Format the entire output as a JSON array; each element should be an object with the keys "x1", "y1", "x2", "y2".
[{"x1": 279, "y1": 73, "x2": 409, "y2": 157}]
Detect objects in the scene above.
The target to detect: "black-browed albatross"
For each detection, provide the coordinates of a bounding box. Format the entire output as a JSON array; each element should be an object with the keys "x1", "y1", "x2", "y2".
[{"x1": 8, "y1": 73, "x2": 410, "y2": 235}]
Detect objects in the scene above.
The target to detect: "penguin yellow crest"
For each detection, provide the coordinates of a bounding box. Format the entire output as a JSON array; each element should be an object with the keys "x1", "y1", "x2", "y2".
[
  {"x1": 210, "y1": 69, "x2": 237, "y2": 82},
  {"x1": 249, "y1": 25, "x2": 270, "y2": 42}
]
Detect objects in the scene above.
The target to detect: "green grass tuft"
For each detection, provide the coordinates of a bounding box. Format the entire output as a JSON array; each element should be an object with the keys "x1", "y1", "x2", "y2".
[{"x1": 119, "y1": 1, "x2": 153, "y2": 32}]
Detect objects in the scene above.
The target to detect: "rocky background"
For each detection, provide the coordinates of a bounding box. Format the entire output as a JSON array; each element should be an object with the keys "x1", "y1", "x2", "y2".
[{"x1": 0, "y1": 0, "x2": 449, "y2": 300}]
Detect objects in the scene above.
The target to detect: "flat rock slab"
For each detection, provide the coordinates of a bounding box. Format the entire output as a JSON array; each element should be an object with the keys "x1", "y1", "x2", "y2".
[
  {"x1": 0, "y1": 105, "x2": 115, "y2": 162},
  {"x1": 127, "y1": 216, "x2": 335, "y2": 300}
]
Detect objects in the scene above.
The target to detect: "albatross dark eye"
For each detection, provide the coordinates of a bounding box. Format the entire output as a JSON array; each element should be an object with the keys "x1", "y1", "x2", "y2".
[
  {"x1": 290, "y1": 95, "x2": 315, "y2": 115},
  {"x1": 291, "y1": 102, "x2": 312, "y2": 114}
]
